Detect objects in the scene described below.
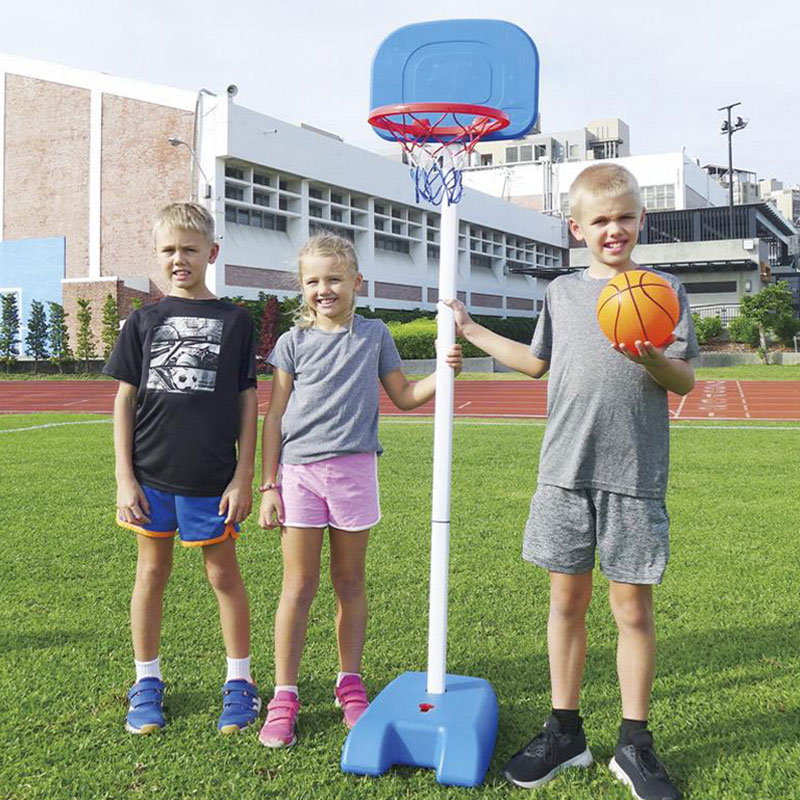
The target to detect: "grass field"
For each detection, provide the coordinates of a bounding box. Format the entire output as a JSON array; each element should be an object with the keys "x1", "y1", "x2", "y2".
[{"x1": 1, "y1": 413, "x2": 799, "y2": 799}]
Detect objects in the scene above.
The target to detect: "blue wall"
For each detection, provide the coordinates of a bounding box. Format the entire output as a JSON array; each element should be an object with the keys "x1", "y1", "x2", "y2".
[{"x1": 0, "y1": 237, "x2": 65, "y2": 344}]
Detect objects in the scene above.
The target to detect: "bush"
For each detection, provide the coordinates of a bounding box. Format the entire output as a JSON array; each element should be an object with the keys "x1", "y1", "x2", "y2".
[
  {"x1": 727, "y1": 316, "x2": 759, "y2": 347},
  {"x1": 387, "y1": 318, "x2": 485, "y2": 359},
  {"x1": 773, "y1": 314, "x2": 800, "y2": 348},
  {"x1": 691, "y1": 314, "x2": 723, "y2": 345}
]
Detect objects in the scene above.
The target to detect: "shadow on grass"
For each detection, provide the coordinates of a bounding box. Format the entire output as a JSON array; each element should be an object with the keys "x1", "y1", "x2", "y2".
[
  {"x1": 446, "y1": 619, "x2": 799, "y2": 785},
  {"x1": 0, "y1": 627, "x2": 93, "y2": 652}
]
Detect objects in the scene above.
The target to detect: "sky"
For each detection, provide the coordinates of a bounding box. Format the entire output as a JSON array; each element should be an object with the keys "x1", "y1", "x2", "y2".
[{"x1": 3, "y1": 0, "x2": 798, "y2": 185}]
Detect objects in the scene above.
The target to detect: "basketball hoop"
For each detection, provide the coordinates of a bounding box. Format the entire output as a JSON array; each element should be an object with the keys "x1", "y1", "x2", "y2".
[{"x1": 368, "y1": 102, "x2": 509, "y2": 205}]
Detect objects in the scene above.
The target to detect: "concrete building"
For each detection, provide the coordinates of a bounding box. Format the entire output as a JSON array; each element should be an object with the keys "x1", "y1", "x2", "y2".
[
  {"x1": 462, "y1": 151, "x2": 728, "y2": 215},
  {"x1": 703, "y1": 164, "x2": 760, "y2": 205},
  {"x1": 759, "y1": 178, "x2": 800, "y2": 225},
  {"x1": 472, "y1": 118, "x2": 631, "y2": 168},
  {"x1": 0, "y1": 53, "x2": 567, "y2": 346}
]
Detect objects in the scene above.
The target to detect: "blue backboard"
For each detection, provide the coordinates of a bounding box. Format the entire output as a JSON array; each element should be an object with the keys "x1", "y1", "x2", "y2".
[{"x1": 370, "y1": 19, "x2": 539, "y2": 142}]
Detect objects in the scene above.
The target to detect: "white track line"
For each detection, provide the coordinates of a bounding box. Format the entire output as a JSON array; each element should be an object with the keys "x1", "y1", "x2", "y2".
[
  {"x1": 735, "y1": 380, "x2": 752, "y2": 419},
  {"x1": 0, "y1": 419, "x2": 112, "y2": 434},
  {"x1": 380, "y1": 419, "x2": 800, "y2": 430}
]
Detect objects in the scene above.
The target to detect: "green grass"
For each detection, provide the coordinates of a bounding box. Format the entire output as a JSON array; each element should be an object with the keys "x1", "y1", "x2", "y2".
[{"x1": 1, "y1": 414, "x2": 799, "y2": 799}]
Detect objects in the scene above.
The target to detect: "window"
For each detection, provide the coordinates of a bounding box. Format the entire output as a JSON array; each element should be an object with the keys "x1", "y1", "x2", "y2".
[
  {"x1": 309, "y1": 204, "x2": 323, "y2": 218},
  {"x1": 225, "y1": 204, "x2": 286, "y2": 231},
  {"x1": 427, "y1": 244, "x2": 440, "y2": 260},
  {"x1": 253, "y1": 172, "x2": 271, "y2": 186},
  {"x1": 569, "y1": 144, "x2": 581, "y2": 158},
  {"x1": 331, "y1": 208, "x2": 343, "y2": 223},
  {"x1": 309, "y1": 187, "x2": 323, "y2": 200},
  {"x1": 278, "y1": 196, "x2": 288, "y2": 211},
  {"x1": 480, "y1": 154, "x2": 493, "y2": 166},
  {"x1": 225, "y1": 184, "x2": 244, "y2": 201},
  {"x1": 505, "y1": 146, "x2": 518, "y2": 163},
  {"x1": 375, "y1": 234, "x2": 409, "y2": 253},
  {"x1": 374, "y1": 203, "x2": 385, "y2": 216},
  {"x1": 331, "y1": 192, "x2": 343, "y2": 205},
  {"x1": 471, "y1": 253, "x2": 492, "y2": 268},
  {"x1": 534, "y1": 144, "x2": 547, "y2": 160},
  {"x1": 641, "y1": 184, "x2": 676, "y2": 211},
  {"x1": 520, "y1": 145, "x2": 533, "y2": 162},
  {"x1": 684, "y1": 281, "x2": 737, "y2": 294},
  {"x1": 392, "y1": 221, "x2": 402, "y2": 235},
  {"x1": 253, "y1": 191, "x2": 270, "y2": 207},
  {"x1": 225, "y1": 165, "x2": 244, "y2": 180}
]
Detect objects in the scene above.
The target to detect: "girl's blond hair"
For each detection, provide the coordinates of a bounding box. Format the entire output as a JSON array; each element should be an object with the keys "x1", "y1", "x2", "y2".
[{"x1": 294, "y1": 232, "x2": 360, "y2": 330}]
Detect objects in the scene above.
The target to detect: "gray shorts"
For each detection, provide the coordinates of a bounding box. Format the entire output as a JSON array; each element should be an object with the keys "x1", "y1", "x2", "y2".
[{"x1": 523, "y1": 484, "x2": 670, "y2": 584}]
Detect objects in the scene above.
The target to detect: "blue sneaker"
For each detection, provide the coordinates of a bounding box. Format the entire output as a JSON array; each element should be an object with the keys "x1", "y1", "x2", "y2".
[
  {"x1": 125, "y1": 678, "x2": 166, "y2": 734},
  {"x1": 218, "y1": 679, "x2": 262, "y2": 733}
]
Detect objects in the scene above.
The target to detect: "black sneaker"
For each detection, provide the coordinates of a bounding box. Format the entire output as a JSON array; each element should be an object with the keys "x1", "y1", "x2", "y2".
[
  {"x1": 502, "y1": 714, "x2": 593, "y2": 788},
  {"x1": 609, "y1": 729, "x2": 681, "y2": 800}
]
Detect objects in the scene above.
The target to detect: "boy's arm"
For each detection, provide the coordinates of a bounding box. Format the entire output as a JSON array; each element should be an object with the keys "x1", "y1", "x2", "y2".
[
  {"x1": 113, "y1": 381, "x2": 150, "y2": 523},
  {"x1": 443, "y1": 299, "x2": 549, "y2": 378},
  {"x1": 259, "y1": 367, "x2": 293, "y2": 529},
  {"x1": 380, "y1": 344, "x2": 462, "y2": 411},
  {"x1": 616, "y1": 338, "x2": 696, "y2": 396},
  {"x1": 219, "y1": 387, "x2": 258, "y2": 524}
]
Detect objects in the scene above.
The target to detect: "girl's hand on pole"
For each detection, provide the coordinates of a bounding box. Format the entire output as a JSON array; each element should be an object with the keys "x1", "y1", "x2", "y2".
[
  {"x1": 446, "y1": 343, "x2": 463, "y2": 376},
  {"x1": 440, "y1": 299, "x2": 473, "y2": 338}
]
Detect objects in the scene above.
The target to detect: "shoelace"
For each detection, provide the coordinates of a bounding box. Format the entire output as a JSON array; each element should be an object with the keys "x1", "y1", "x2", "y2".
[
  {"x1": 630, "y1": 732, "x2": 668, "y2": 779},
  {"x1": 523, "y1": 727, "x2": 557, "y2": 761}
]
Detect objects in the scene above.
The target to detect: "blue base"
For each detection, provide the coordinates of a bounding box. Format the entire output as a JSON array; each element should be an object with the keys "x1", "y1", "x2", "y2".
[{"x1": 340, "y1": 671, "x2": 498, "y2": 787}]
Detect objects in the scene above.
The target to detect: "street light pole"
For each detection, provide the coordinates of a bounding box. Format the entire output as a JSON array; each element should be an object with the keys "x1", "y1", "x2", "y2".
[
  {"x1": 718, "y1": 102, "x2": 747, "y2": 238},
  {"x1": 168, "y1": 136, "x2": 212, "y2": 202}
]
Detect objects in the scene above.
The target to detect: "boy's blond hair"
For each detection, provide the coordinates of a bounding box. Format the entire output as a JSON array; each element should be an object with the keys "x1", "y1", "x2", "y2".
[
  {"x1": 295, "y1": 232, "x2": 360, "y2": 330},
  {"x1": 152, "y1": 202, "x2": 215, "y2": 244},
  {"x1": 569, "y1": 164, "x2": 641, "y2": 219}
]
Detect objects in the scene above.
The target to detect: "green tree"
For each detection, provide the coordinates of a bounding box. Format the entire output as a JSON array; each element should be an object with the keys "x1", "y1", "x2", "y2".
[
  {"x1": 25, "y1": 300, "x2": 49, "y2": 372},
  {"x1": 130, "y1": 297, "x2": 143, "y2": 311},
  {"x1": 740, "y1": 282, "x2": 796, "y2": 363},
  {"x1": 0, "y1": 292, "x2": 21, "y2": 372},
  {"x1": 48, "y1": 302, "x2": 73, "y2": 374},
  {"x1": 101, "y1": 293, "x2": 120, "y2": 359},
  {"x1": 75, "y1": 297, "x2": 98, "y2": 372}
]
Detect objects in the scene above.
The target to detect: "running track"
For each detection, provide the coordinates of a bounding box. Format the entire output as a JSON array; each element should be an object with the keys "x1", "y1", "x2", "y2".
[{"x1": 1, "y1": 380, "x2": 798, "y2": 420}]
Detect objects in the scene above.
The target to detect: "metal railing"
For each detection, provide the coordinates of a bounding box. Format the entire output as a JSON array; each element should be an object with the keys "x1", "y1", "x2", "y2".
[{"x1": 691, "y1": 303, "x2": 741, "y2": 326}]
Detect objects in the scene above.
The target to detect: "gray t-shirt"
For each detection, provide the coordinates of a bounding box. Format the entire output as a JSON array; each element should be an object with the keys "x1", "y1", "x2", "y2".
[
  {"x1": 268, "y1": 315, "x2": 403, "y2": 464},
  {"x1": 531, "y1": 268, "x2": 699, "y2": 499}
]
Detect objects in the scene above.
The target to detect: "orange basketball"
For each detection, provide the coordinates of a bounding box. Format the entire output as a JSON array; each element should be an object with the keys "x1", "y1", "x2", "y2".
[{"x1": 596, "y1": 270, "x2": 680, "y2": 351}]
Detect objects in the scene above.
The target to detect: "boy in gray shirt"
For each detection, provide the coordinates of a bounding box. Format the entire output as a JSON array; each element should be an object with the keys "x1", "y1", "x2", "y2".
[{"x1": 447, "y1": 164, "x2": 697, "y2": 800}]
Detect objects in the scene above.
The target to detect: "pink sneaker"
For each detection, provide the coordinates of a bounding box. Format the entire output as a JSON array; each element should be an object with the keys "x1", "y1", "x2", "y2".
[
  {"x1": 258, "y1": 691, "x2": 299, "y2": 748},
  {"x1": 334, "y1": 675, "x2": 369, "y2": 728}
]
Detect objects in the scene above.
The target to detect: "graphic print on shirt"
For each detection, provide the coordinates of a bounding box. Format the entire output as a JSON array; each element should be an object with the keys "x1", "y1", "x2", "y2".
[{"x1": 147, "y1": 316, "x2": 224, "y2": 393}]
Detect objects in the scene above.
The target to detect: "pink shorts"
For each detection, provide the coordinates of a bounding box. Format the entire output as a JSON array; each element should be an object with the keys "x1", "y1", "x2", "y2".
[{"x1": 279, "y1": 452, "x2": 380, "y2": 531}]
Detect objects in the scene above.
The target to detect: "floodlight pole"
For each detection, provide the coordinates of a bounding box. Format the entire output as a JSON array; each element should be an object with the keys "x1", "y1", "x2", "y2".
[{"x1": 427, "y1": 194, "x2": 458, "y2": 695}]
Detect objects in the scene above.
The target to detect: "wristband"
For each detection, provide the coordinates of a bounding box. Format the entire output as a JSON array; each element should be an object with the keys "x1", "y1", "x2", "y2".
[{"x1": 259, "y1": 482, "x2": 280, "y2": 493}]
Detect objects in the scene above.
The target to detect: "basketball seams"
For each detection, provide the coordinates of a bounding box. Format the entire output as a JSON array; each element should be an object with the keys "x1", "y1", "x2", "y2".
[{"x1": 596, "y1": 269, "x2": 679, "y2": 349}]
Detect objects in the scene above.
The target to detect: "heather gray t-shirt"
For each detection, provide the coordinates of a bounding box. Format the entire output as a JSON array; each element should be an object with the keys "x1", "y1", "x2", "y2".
[
  {"x1": 268, "y1": 315, "x2": 403, "y2": 464},
  {"x1": 531, "y1": 268, "x2": 699, "y2": 499}
]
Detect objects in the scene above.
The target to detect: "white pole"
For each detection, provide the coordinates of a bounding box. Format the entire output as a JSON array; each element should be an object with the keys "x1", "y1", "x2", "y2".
[{"x1": 426, "y1": 193, "x2": 458, "y2": 695}]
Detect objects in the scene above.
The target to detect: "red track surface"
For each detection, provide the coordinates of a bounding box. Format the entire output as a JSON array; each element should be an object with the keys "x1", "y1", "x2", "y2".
[{"x1": 1, "y1": 380, "x2": 798, "y2": 420}]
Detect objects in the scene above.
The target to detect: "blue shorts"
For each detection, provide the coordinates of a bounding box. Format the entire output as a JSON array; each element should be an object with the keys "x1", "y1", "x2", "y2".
[{"x1": 116, "y1": 484, "x2": 240, "y2": 548}]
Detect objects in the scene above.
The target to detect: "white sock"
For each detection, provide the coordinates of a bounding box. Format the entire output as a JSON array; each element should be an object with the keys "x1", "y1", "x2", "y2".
[
  {"x1": 337, "y1": 671, "x2": 360, "y2": 687},
  {"x1": 135, "y1": 656, "x2": 162, "y2": 682},
  {"x1": 274, "y1": 684, "x2": 298, "y2": 698},
  {"x1": 226, "y1": 656, "x2": 252, "y2": 683}
]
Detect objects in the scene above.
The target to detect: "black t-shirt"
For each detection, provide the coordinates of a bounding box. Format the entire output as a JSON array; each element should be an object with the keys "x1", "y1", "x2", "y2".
[{"x1": 103, "y1": 296, "x2": 257, "y2": 496}]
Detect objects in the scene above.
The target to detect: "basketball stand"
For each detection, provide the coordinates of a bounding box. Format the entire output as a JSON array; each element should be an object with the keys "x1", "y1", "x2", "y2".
[{"x1": 340, "y1": 19, "x2": 539, "y2": 787}]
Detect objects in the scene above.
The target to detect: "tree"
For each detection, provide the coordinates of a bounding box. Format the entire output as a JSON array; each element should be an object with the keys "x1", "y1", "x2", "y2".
[
  {"x1": 0, "y1": 292, "x2": 21, "y2": 372},
  {"x1": 75, "y1": 297, "x2": 98, "y2": 372},
  {"x1": 101, "y1": 293, "x2": 120, "y2": 359},
  {"x1": 130, "y1": 297, "x2": 143, "y2": 311},
  {"x1": 256, "y1": 294, "x2": 280, "y2": 373},
  {"x1": 48, "y1": 302, "x2": 73, "y2": 374},
  {"x1": 740, "y1": 282, "x2": 796, "y2": 363},
  {"x1": 25, "y1": 300, "x2": 49, "y2": 372}
]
